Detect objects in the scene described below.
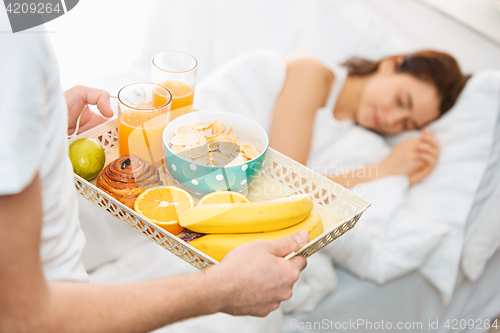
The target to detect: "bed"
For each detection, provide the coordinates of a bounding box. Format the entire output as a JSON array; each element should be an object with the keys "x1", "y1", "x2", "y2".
[{"x1": 76, "y1": 0, "x2": 500, "y2": 332}]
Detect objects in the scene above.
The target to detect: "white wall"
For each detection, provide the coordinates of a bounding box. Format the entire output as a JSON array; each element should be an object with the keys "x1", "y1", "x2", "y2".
[
  {"x1": 45, "y1": 0, "x2": 500, "y2": 92},
  {"x1": 45, "y1": 0, "x2": 155, "y2": 89}
]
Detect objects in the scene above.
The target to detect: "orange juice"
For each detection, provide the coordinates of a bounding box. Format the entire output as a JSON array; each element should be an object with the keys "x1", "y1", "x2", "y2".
[
  {"x1": 158, "y1": 80, "x2": 194, "y2": 120},
  {"x1": 118, "y1": 107, "x2": 169, "y2": 166}
]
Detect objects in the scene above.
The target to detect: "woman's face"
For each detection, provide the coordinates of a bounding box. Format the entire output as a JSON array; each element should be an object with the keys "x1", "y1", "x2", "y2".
[{"x1": 355, "y1": 61, "x2": 441, "y2": 135}]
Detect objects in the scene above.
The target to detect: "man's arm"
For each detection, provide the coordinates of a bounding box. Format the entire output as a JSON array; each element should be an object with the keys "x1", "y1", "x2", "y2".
[{"x1": 0, "y1": 175, "x2": 308, "y2": 332}]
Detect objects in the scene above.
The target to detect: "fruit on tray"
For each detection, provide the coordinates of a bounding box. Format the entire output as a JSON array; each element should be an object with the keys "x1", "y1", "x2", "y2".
[
  {"x1": 69, "y1": 138, "x2": 105, "y2": 181},
  {"x1": 96, "y1": 155, "x2": 162, "y2": 209},
  {"x1": 178, "y1": 194, "x2": 313, "y2": 233},
  {"x1": 189, "y1": 211, "x2": 323, "y2": 261},
  {"x1": 196, "y1": 191, "x2": 250, "y2": 206},
  {"x1": 134, "y1": 186, "x2": 194, "y2": 235}
]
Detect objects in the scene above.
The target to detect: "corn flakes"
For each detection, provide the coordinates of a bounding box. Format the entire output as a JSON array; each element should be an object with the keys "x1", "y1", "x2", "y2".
[{"x1": 169, "y1": 119, "x2": 261, "y2": 167}]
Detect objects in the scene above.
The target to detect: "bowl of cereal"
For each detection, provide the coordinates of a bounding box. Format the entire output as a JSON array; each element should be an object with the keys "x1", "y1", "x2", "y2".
[{"x1": 162, "y1": 110, "x2": 269, "y2": 196}]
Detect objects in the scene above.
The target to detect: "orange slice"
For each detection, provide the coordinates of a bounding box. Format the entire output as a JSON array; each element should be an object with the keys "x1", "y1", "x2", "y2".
[
  {"x1": 134, "y1": 186, "x2": 194, "y2": 235},
  {"x1": 197, "y1": 191, "x2": 250, "y2": 206}
]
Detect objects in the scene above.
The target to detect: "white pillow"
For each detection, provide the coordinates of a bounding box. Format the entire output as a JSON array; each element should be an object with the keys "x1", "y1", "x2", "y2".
[
  {"x1": 386, "y1": 70, "x2": 500, "y2": 302},
  {"x1": 462, "y1": 194, "x2": 500, "y2": 281},
  {"x1": 461, "y1": 71, "x2": 500, "y2": 281}
]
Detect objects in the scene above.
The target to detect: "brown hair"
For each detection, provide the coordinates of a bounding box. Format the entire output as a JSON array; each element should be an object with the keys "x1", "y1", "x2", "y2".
[{"x1": 342, "y1": 50, "x2": 471, "y2": 115}]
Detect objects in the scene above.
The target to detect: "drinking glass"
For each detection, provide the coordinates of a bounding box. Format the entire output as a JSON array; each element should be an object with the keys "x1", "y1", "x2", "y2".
[
  {"x1": 152, "y1": 51, "x2": 197, "y2": 120},
  {"x1": 117, "y1": 82, "x2": 172, "y2": 166}
]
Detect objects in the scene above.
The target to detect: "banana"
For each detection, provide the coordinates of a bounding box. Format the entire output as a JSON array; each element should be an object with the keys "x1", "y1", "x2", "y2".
[
  {"x1": 188, "y1": 210, "x2": 323, "y2": 261},
  {"x1": 178, "y1": 194, "x2": 313, "y2": 233}
]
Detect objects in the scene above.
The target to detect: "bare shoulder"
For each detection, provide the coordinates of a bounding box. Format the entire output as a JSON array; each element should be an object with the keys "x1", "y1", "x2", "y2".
[
  {"x1": 285, "y1": 55, "x2": 325, "y2": 72},
  {"x1": 283, "y1": 55, "x2": 333, "y2": 107}
]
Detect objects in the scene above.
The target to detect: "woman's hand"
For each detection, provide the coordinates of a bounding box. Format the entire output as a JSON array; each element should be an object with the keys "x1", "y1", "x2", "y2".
[
  {"x1": 378, "y1": 136, "x2": 424, "y2": 178},
  {"x1": 65, "y1": 85, "x2": 114, "y2": 136},
  {"x1": 378, "y1": 130, "x2": 439, "y2": 185},
  {"x1": 408, "y1": 130, "x2": 440, "y2": 185}
]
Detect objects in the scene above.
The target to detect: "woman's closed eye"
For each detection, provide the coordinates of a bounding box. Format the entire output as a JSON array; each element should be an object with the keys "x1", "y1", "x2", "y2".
[
  {"x1": 396, "y1": 96, "x2": 404, "y2": 108},
  {"x1": 397, "y1": 93, "x2": 420, "y2": 131}
]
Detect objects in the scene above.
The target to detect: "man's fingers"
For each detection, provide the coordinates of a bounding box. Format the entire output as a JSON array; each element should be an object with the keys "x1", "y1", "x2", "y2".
[
  {"x1": 76, "y1": 85, "x2": 113, "y2": 118},
  {"x1": 289, "y1": 255, "x2": 307, "y2": 272},
  {"x1": 97, "y1": 98, "x2": 113, "y2": 118},
  {"x1": 267, "y1": 231, "x2": 309, "y2": 257},
  {"x1": 77, "y1": 112, "x2": 110, "y2": 134}
]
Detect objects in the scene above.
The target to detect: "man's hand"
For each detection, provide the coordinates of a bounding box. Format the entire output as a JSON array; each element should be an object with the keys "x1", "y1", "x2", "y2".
[
  {"x1": 65, "y1": 85, "x2": 114, "y2": 135},
  {"x1": 206, "y1": 231, "x2": 309, "y2": 317}
]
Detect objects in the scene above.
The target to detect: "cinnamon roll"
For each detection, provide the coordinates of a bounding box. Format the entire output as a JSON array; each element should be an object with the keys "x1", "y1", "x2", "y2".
[{"x1": 96, "y1": 155, "x2": 163, "y2": 209}]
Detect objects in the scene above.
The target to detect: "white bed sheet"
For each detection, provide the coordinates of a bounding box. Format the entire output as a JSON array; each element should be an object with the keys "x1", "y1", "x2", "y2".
[
  {"x1": 87, "y1": 229, "x2": 500, "y2": 333},
  {"x1": 281, "y1": 248, "x2": 500, "y2": 333}
]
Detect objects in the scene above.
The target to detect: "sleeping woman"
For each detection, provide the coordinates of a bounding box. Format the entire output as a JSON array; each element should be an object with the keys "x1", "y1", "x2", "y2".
[{"x1": 269, "y1": 50, "x2": 469, "y2": 187}]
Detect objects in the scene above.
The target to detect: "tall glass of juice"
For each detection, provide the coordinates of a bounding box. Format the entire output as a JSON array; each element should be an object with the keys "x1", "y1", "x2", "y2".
[
  {"x1": 152, "y1": 52, "x2": 197, "y2": 120},
  {"x1": 117, "y1": 82, "x2": 172, "y2": 167}
]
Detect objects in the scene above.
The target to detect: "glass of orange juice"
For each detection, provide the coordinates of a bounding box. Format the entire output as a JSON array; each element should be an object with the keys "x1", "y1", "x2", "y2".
[
  {"x1": 152, "y1": 52, "x2": 197, "y2": 120},
  {"x1": 117, "y1": 82, "x2": 172, "y2": 167}
]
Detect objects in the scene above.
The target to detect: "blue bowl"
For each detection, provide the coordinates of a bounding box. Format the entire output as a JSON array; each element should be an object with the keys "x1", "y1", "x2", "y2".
[{"x1": 163, "y1": 110, "x2": 269, "y2": 197}]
